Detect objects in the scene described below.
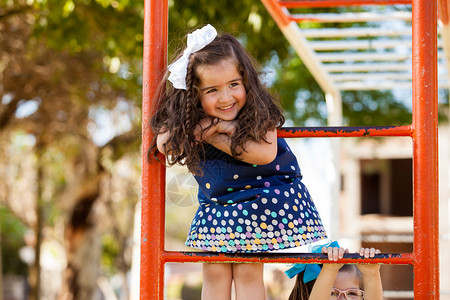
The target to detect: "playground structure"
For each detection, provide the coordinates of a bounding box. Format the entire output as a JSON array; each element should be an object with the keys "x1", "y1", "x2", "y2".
[{"x1": 141, "y1": 0, "x2": 440, "y2": 299}]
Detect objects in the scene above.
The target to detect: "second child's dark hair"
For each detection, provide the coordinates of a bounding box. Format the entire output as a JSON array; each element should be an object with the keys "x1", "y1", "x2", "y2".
[
  {"x1": 288, "y1": 271, "x2": 316, "y2": 300},
  {"x1": 148, "y1": 30, "x2": 285, "y2": 174},
  {"x1": 288, "y1": 265, "x2": 364, "y2": 300}
]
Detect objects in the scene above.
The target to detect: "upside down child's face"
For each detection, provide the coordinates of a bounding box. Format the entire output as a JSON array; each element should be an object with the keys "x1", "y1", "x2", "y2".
[
  {"x1": 331, "y1": 270, "x2": 363, "y2": 300},
  {"x1": 197, "y1": 58, "x2": 247, "y2": 121}
]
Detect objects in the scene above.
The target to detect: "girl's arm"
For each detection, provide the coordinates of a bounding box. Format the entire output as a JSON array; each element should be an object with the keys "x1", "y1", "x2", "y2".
[
  {"x1": 308, "y1": 265, "x2": 340, "y2": 300},
  {"x1": 309, "y1": 247, "x2": 347, "y2": 300},
  {"x1": 196, "y1": 118, "x2": 278, "y2": 165},
  {"x1": 357, "y1": 248, "x2": 383, "y2": 300}
]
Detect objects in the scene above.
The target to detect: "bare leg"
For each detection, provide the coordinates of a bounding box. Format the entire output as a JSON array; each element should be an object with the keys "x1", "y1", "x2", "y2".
[
  {"x1": 202, "y1": 263, "x2": 233, "y2": 300},
  {"x1": 232, "y1": 263, "x2": 265, "y2": 300}
]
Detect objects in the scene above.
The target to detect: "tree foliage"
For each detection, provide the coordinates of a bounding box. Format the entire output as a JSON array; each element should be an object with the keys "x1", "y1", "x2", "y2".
[{"x1": 0, "y1": 206, "x2": 28, "y2": 275}]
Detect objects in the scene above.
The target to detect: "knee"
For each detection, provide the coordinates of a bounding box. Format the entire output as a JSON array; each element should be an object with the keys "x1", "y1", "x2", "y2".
[
  {"x1": 203, "y1": 263, "x2": 232, "y2": 285},
  {"x1": 232, "y1": 263, "x2": 264, "y2": 283}
]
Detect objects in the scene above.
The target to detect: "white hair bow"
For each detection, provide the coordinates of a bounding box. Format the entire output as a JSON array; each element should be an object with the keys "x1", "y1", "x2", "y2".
[{"x1": 168, "y1": 24, "x2": 218, "y2": 90}]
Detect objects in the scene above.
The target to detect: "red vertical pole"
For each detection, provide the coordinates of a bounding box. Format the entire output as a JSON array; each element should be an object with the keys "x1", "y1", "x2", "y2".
[
  {"x1": 412, "y1": 0, "x2": 439, "y2": 298},
  {"x1": 141, "y1": 0, "x2": 167, "y2": 299}
]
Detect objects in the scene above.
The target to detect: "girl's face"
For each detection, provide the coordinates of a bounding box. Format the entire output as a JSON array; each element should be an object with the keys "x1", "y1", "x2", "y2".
[
  {"x1": 330, "y1": 270, "x2": 363, "y2": 300},
  {"x1": 197, "y1": 58, "x2": 247, "y2": 121}
]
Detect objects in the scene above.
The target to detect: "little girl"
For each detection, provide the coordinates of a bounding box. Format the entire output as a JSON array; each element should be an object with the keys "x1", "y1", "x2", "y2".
[
  {"x1": 149, "y1": 24, "x2": 327, "y2": 300},
  {"x1": 287, "y1": 243, "x2": 383, "y2": 300}
]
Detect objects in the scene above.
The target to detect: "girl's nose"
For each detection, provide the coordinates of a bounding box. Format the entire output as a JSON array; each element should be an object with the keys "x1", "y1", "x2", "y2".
[{"x1": 219, "y1": 89, "x2": 232, "y2": 102}]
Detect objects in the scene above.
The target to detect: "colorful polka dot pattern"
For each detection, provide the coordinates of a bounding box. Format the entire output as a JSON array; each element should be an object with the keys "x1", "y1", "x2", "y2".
[{"x1": 186, "y1": 138, "x2": 327, "y2": 253}]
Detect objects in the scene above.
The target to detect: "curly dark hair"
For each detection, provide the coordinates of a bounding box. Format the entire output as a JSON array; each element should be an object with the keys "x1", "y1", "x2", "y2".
[{"x1": 148, "y1": 30, "x2": 285, "y2": 174}]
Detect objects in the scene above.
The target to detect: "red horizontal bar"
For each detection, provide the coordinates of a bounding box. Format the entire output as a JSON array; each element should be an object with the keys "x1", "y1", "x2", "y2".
[
  {"x1": 163, "y1": 251, "x2": 413, "y2": 265},
  {"x1": 278, "y1": 125, "x2": 412, "y2": 138},
  {"x1": 278, "y1": 0, "x2": 411, "y2": 8}
]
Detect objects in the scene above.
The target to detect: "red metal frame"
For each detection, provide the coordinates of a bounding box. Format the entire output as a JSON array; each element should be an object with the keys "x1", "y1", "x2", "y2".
[
  {"x1": 411, "y1": 0, "x2": 440, "y2": 296},
  {"x1": 278, "y1": 125, "x2": 412, "y2": 138},
  {"x1": 140, "y1": 0, "x2": 167, "y2": 298},
  {"x1": 278, "y1": 0, "x2": 412, "y2": 8},
  {"x1": 141, "y1": 0, "x2": 439, "y2": 298},
  {"x1": 439, "y1": 0, "x2": 450, "y2": 25}
]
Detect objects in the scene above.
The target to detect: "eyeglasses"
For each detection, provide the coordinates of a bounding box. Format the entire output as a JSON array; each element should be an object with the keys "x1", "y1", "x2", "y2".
[{"x1": 330, "y1": 288, "x2": 364, "y2": 300}]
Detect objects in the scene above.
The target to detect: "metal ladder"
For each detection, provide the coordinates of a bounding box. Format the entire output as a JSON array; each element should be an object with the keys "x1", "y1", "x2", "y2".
[{"x1": 140, "y1": 0, "x2": 439, "y2": 298}]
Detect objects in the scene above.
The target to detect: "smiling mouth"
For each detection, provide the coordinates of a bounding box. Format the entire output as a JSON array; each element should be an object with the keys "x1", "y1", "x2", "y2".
[{"x1": 218, "y1": 103, "x2": 235, "y2": 110}]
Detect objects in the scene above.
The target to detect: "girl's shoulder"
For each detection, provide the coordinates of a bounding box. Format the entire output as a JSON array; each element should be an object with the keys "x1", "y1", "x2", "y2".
[
  {"x1": 277, "y1": 137, "x2": 287, "y2": 145},
  {"x1": 276, "y1": 137, "x2": 291, "y2": 151}
]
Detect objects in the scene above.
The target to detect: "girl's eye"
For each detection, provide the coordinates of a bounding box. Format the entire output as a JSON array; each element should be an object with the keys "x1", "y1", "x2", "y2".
[
  {"x1": 230, "y1": 82, "x2": 239, "y2": 87},
  {"x1": 206, "y1": 88, "x2": 217, "y2": 94}
]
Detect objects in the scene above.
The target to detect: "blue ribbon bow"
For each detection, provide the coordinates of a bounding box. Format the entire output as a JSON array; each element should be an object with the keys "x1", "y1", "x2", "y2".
[{"x1": 284, "y1": 241, "x2": 340, "y2": 283}]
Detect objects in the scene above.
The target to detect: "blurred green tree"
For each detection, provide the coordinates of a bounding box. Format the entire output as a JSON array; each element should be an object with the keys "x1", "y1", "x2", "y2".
[{"x1": 0, "y1": 206, "x2": 28, "y2": 276}]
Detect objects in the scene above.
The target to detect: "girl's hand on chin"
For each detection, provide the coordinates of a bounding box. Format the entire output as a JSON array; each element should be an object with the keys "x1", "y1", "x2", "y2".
[
  {"x1": 194, "y1": 118, "x2": 219, "y2": 141},
  {"x1": 215, "y1": 119, "x2": 238, "y2": 136},
  {"x1": 195, "y1": 118, "x2": 237, "y2": 142}
]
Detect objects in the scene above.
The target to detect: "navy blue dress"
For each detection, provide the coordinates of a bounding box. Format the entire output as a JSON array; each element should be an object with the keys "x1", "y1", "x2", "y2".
[{"x1": 185, "y1": 138, "x2": 327, "y2": 252}]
